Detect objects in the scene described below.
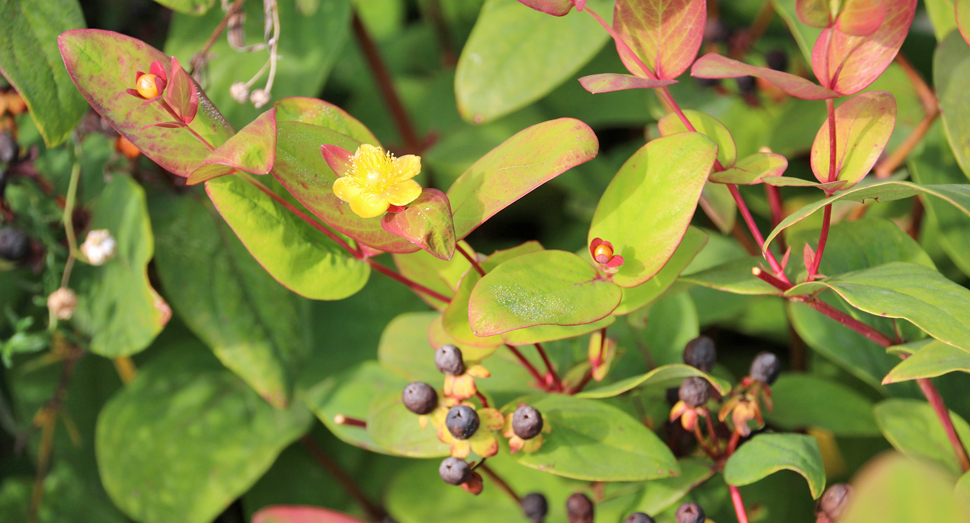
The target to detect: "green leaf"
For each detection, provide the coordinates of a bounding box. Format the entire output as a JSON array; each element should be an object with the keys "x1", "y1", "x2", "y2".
[
  {"x1": 579, "y1": 363, "x2": 729, "y2": 399},
  {"x1": 505, "y1": 393, "x2": 679, "y2": 481},
  {"x1": 957, "y1": 470, "x2": 970, "y2": 507},
  {"x1": 454, "y1": 0, "x2": 609, "y2": 123},
  {"x1": 614, "y1": 226, "x2": 708, "y2": 315},
  {"x1": 148, "y1": 188, "x2": 309, "y2": 408},
  {"x1": 628, "y1": 458, "x2": 717, "y2": 515},
  {"x1": 810, "y1": 91, "x2": 896, "y2": 186},
  {"x1": 0, "y1": 0, "x2": 86, "y2": 146},
  {"x1": 678, "y1": 257, "x2": 781, "y2": 296},
  {"x1": 377, "y1": 312, "x2": 444, "y2": 383},
  {"x1": 699, "y1": 181, "x2": 738, "y2": 233},
  {"x1": 959, "y1": 0, "x2": 970, "y2": 44},
  {"x1": 381, "y1": 189, "x2": 456, "y2": 260},
  {"x1": 71, "y1": 177, "x2": 167, "y2": 357},
  {"x1": 614, "y1": 0, "x2": 706, "y2": 80},
  {"x1": 764, "y1": 181, "x2": 970, "y2": 251},
  {"x1": 58, "y1": 30, "x2": 235, "y2": 176},
  {"x1": 502, "y1": 316, "x2": 615, "y2": 346},
  {"x1": 448, "y1": 118, "x2": 599, "y2": 240},
  {"x1": 0, "y1": 463, "x2": 127, "y2": 523},
  {"x1": 154, "y1": 0, "x2": 215, "y2": 15},
  {"x1": 874, "y1": 398, "x2": 970, "y2": 476},
  {"x1": 165, "y1": 0, "x2": 351, "y2": 128},
  {"x1": 657, "y1": 110, "x2": 737, "y2": 167},
  {"x1": 772, "y1": 0, "x2": 824, "y2": 63},
  {"x1": 96, "y1": 342, "x2": 311, "y2": 523},
  {"x1": 468, "y1": 250, "x2": 622, "y2": 336},
  {"x1": 936, "y1": 30, "x2": 970, "y2": 178},
  {"x1": 710, "y1": 152, "x2": 789, "y2": 185},
  {"x1": 723, "y1": 433, "x2": 826, "y2": 499},
  {"x1": 925, "y1": 0, "x2": 958, "y2": 41},
  {"x1": 786, "y1": 262, "x2": 970, "y2": 353},
  {"x1": 367, "y1": 390, "x2": 451, "y2": 458},
  {"x1": 188, "y1": 107, "x2": 278, "y2": 185},
  {"x1": 883, "y1": 340, "x2": 970, "y2": 383},
  {"x1": 766, "y1": 374, "x2": 880, "y2": 436},
  {"x1": 205, "y1": 175, "x2": 370, "y2": 300},
  {"x1": 589, "y1": 133, "x2": 718, "y2": 288},
  {"x1": 443, "y1": 269, "x2": 505, "y2": 349},
  {"x1": 299, "y1": 361, "x2": 405, "y2": 454}
]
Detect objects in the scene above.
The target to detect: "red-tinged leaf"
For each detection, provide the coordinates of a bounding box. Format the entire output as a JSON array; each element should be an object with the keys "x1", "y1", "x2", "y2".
[
  {"x1": 149, "y1": 60, "x2": 166, "y2": 80},
  {"x1": 578, "y1": 73, "x2": 677, "y2": 94},
  {"x1": 382, "y1": 189, "x2": 457, "y2": 261},
  {"x1": 613, "y1": 0, "x2": 706, "y2": 80},
  {"x1": 657, "y1": 109, "x2": 737, "y2": 167},
  {"x1": 142, "y1": 121, "x2": 183, "y2": 129},
  {"x1": 957, "y1": 0, "x2": 970, "y2": 46},
  {"x1": 691, "y1": 53, "x2": 839, "y2": 100},
  {"x1": 811, "y1": 0, "x2": 917, "y2": 95},
  {"x1": 796, "y1": 0, "x2": 833, "y2": 28},
  {"x1": 253, "y1": 506, "x2": 368, "y2": 523},
  {"x1": 274, "y1": 97, "x2": 379, "y2": 144},
  {"x1": 165, "y1": 56, "x2": 198, "y2": 124},
  {"x1": 58, "y1": 29, "x2": 234, "y2": 177},
  {"x1": 803, "y1": 243, "x2": 816, "y2": 273},
  {"x1": 516, "y1": 0, "x2": 574, "y2": 16},
  {"x1": 447, "y1": 118, "x2": 598, "y2": 240},
  {"x1": 836, "y1": 0, "x2": 887, "y2": 36},
  {"x1": 187, "y1": 108, "x2": 277, "y2": 185},
  {"x1": 321, "y1": 144, "x2": 353, "y2": 177},
  {"x1": 710, "y1": 153, "x2": 789, "y2": 184},
  {"x1": 273, "y1": 121, "x2": 417, "y2": 253},
  {"x1": 810, "y1": 91, "x2": 896, "y2": 187},
  {"x1": 763, "y1": 177, "x2": 847, "y2": 191}
]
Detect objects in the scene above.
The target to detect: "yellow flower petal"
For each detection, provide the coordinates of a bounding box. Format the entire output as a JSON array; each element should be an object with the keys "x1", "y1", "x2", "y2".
[
  {"x1": 467, "y1": 365, "x2": 491, "y2": 379},
  {"x1": 348, "y1": 192, "x2": 389, "y2": 219},
  {"x1": 479, "y1": 408, "x2": 505, "y2": 431},
  {"x1": 469, "y1": 431, "x2": 499, "y2": 457},
  {"x1": 331, "y1": 176, "x2": 363, "y2": 203},
  {"x1": 451, "y1": 439, "x2": 471, "y2": 459},
  {"x1": 384, "y1": 179, "x2": 422, "y2": 206},
  {"x1": 391, "y1": 154, "x2": 421, "y2": 183}
]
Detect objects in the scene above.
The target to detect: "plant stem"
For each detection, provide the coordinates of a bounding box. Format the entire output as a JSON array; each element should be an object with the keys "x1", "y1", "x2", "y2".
[
  {"x1": 808, "y1": 204, "x2": 832, "y2": 280},
  {"x1": 478, "y1": 464, "x2": 521, "y2": 505},
  {"x1": 729, "y1": 485, "x2": 751, "y2": 523},
  {"x1": 300, "y1": 436, "x2": 388, "y2": 522},
  {"x1": 727, "y1": 431, "x2": 741, "y2": 455},
  {"x1": 730, "y1": 184, "x2": 789, "y2": 281},
  {"x1": 333, "y1": 414, "x2": 367, "y2": 428},
  {"x1": 475, "y1": 391, "x2": 490, "y2": 408},
  {"x1": 59, "y1": 139, "x2": 83, "y2": 290},
  {"x1": 112, "y1": 357, "x2": 137, "y2": 384},
  {"x1": 917, "y1": 378, "x2": 970, "y2": 473},
  {"x1": 423, "y1": 0, "x2": 457, "y2": 67},
  {"x1": 351, "y1": 11, "x2": 423, "y2": 153},
  {"x1": 189, "y1": 0, "x2": 247, "y2": 74},
  {"x1": 570, "y1": 370, "x2": 594, "y2": 395},
  {"x1": 693, "y1": 425, "x2": 720, "y2": 460},
  {"x1": 580, "y1": 5, "x2": 656, "y2": 80},
  {"x1": 456, "y1": 243, "x2": 485, "y2": 276},
  {"x1": 704, "y1": 412, "x2": 721, "y2": 449},
  {"x1": 826, "y1": 98, "x2": 838, "y2": 182},
  {"x1": 367, "y1": 259, "x2": 451, "y2": 304},
  {"x1": 534, "y1": 343, "x2": 563, "y2": 391},
  {"x1": 800, "y1": 297, "x2": 897, "y2": 347},
  {"x1": 505, "y1": 344, "x2": 547, "y2": 389},
  {"x1": 874, "y1": 109, "x2": 939, "y2": 178},
  {"x1": 765, "y1": 184, "x2": 785, "y2": 230}
]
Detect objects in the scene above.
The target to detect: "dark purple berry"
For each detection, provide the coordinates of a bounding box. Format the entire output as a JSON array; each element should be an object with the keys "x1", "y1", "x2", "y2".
[
  {"x1": 445, "y1": 405, "x2": 479, "y2": 440},
  {"x1": 435, "y1": 344, "x2": 465, "y2": 375},
  {"x1": 704, "y1": 19, "x2": 731, "y2": 43},
  {"x1": 0, "y1": 132, "x2": 17, "y2": 164},
  {"x1": 750, "y1": 351, "x2": 781, "y2": 384},
  {"x1": 675, "y1": 502, "x2": 705, "y2": 523},
  {"x1": 625, "y1": 513, "x2": 655, "y2": 523},
  {"x1": 521, "y1": 492, "x2": 548, "y2": 521},
  {"x1": 401, "y1": 382, "x2": 437, "y2": 415},
  {"x1": 678, "y1": 377, "x2": 710, "y2": 408},
  {"x1": 512, "y1": 405, "x2": 543, "y2": 440},
  {"x1": 683, "y1": 335, "x2": 716, "y2": 372},
  {"x1": 766, "y1": 49, "x2": 788, "y2": 72},
  {"x1": 0, "y1": 228, "x2": 29, "y2": 262},
  {"x1": 439, "y1": 456, "x2": 471, "y2": 485},
  {"x1": 566, "y1": 493, "x2": 594, "y2": 523},
  {"x1": 820, "y1": 483, "x2": 853, "y2": 520},
  {"x1": 736, "y1": 75, "x2": 756, "y2": 94}
]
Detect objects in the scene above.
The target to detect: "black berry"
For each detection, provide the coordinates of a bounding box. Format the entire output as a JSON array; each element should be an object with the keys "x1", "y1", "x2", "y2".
[
  {"x1": 678, "y1": 377, "x2": 710, "y2": 408},
  {"x1": 445, "y1": 405, "x2": 479, "y2": 440},
  {"x1": 0, "y1": 132, "x2": 17, "y2": 164},
  {"x1": 820, "y1": 483, "x2": 853, "y2": 520},
  {"x1": 521, "y1": 492, "x2": 548, "y2": 521},
  {"x1": 566, "y1": 493, "x2": 594, "y2": 523},
  {"x1": 438, "y1": 456, "x2": 471, "y2": 485},
  {"x1": 704, "y1": 19, "x2": 731, "y2": 43},
  {"x1": 512, "y1": 405, "x2": 543, "y2": 440},
  {"x1": 675, "y1": 502, "x2": 705, "y2": 523},
  {"x1": 750, "y1": 351, "x2": 781, "y2": 384},
  {"x1": 736, "y1": 75, "x2": 756, "y2": 94},
  {"x1": 435, "y1": 344, "x2": 465, "y2": 375},
  {"x1": 766, "y1": 48, "x2": 789, "y2": 72},
  {"x1": 0, "y1": 228, "x2": 29, "y2": 262},
  {"x1": 625, "y1": 513, "x2": 655, "y2": 523},
  {"x1": 401, "y1": 382, "x2": 437, "y2": 415},
  {"x1": 683, "y1": 335, "x2": 716, "y2": 372}
]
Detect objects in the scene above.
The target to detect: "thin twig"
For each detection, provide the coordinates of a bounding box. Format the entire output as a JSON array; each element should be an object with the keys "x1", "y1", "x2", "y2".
[
  {"x1": 333, "y1": 414, "x2": 367, "y2": 428},
  {"x1": 189, "y1": 0, "x2": 247, "y2": 75},
  {"x1": 478, "y1": 463, "x2": 521, "y2": 505},
  {"x1": 300, "y1": 436, "x2": 388, "y2": 522},
  {"x1": 505, "y1": 344, "x2": 547, "y2": 389},
  {"x1": 368, "y1": 260, "x2": 451, "y2": 304},
  {"x1": 534, "y1": 343, "x2": 562, "y2": 392},
  {"x1": 799, "y1": 297, "x2": 897, "y2": 347},
  {"x1": 874, "y1": 110, "x2": 939, "y2": 178},
  {"x1": 917, "y1": 379, "x2": 970, "y2": 473},
  {"x1": 112, "y1": 357, "x2": 137, "y2": 384},
  {"x1": 729, "y1": 485, "x2": 751, "y2": 523},
  {"x1": 423, "y1": 0, "x2": 457, "y2": 67},
  {"x1": 456, "y1": 243, "x2": 485, "y2": 276}
]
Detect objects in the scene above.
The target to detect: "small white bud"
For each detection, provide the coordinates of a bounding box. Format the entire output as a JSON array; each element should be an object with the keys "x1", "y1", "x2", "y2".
[
  {"x1": 80, "y1": 229, "x2": 116, "y2": 266},
  {"x1": 48, "y1": 287, "x2": 77, "y2": 320},
  {"x1": 250, "y1": 88, "x2": 271, "y2": 108},
  {"x1": 230, "y1": 82, "x2": 250, "y2": 104}
]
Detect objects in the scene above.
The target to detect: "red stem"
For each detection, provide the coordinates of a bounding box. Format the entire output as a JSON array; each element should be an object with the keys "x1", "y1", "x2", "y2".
[
  {"x1": 367, "y1": 260, "x2": 451, "y2": 304},
  {"x1": 809, "y1": 204, "x2": 832, "y2": 280},
  {"x1": 534, "y1": 343, "x2": 563, "y2": 392},
  {"x1": 729, "y1": 184, "x2": 789, "y2": 281},
  {"x1": 333, "y1": 414, "x2": 367, "y2": 428},
  {"x1": 704, "y1": 412, "x2": 721, "y2": 450},
  {"x1": 917, "y1": 378, "x2": 970, "y2": 473},
  {"x1": 475, "y1": 390, "x2": 490, "y2": 408},
  {"x1": 505, "y1": 344, "x2": 547, "y2": 389},
  {"x1": 727, "y1": 431, "x2": 741, "y2": 455},
  {"x1": 571, "y1": 370, "x2": 594, "y2": 395},
  {"x1": 478, "y1": 464, "x2": 521, "y2": 505},
  {"x1": 693, "y1": 425, "x2": 720, "y2": 460},
  {"x1": 765, "y1": 183, "x2": 785, "y2": 230},
  {"x1": 301, "y1": 436, "x2": 387, "y2": 521},
  {"x1": 581, "y1": 6, "x2": 657, "y2": 80},
  {"x1": 800, "y1": 298, "x2": 897, "y2": 347},
  {"x1": 826, "y1": 98, "x2": 838, "y2": 182},
  {"x1": 752, "y1": 267, "x2": 791, "y2": 291},
  {"x1": 456, "y1": 243, "x2": 485, "y2": 277},
  {"x1": 729, "y1": 485, "x2": 751, "y2": 523}
]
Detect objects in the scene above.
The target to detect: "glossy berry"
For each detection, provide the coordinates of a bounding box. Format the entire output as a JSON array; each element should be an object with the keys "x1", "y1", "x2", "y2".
[
  {"x1": 678, "y1": 377, "x2": 710, "y2": 408},
  {"x1": 566, "y1": 493, "x2": 594, "y2": 523},
  {"x1": 446, "y1": 405, "x2": 479, "y2": 440},
  {"x1": 136, "y1": 73, "x2": 161, "y2": 99},
  {"x1": 593, "y1": 243, "x2": 613, "y2": 263},
  {"x1": 704, "y1": 19, "x2": 731, "y2": 43},
  {"x1": 521, "y1": 492, "x2": 548, "y2": 521},
  {"x1": 401, "y1": 382, "x2": 437, "y2": 415},
  {"x1": 438, "y1": 456, "x2": 471, "y2": 485},
  {"x1": 512, "y1": 405, "x2": 543, "y2": 440},
  {"x1": 624, "y1": 513, "x2": 655, "y2": 523},
  {"x1": 766, "y1": 48, "x2": 789, "y2": 72},
  {"x1": 0, "y1": 132, "x2": 18, "y2": 164},
  {"x1": 820, "y1": 483, "x2": 853, "y2": 520},
  {"x1": 0, "y1": 228, "x2": 29, "y2": 262},
  {"x1": 750, "y1": 351, "x2": 781, "y2": 384},
  {"x1": 736, "y1": 75, "x2": 756, "y2": 94},
  {"x1": 683, "y1": 335, "x2": 716, "y2": 372},
  {"x1": 435, "y1": 344, "x2": 465, "y2": 375},
  {"x1": 675, "y1": 502, "x2": 705, "y2": 523}
]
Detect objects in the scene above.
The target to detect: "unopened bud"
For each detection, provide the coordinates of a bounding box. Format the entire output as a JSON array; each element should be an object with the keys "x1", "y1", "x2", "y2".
[
  {"x1": 48, "y1": 287, "x2": 77, "y2": 320},
  {"x1": 230, "y1": 82, "x2": 249, "y2": 104},
  {"x1": 80, "y1": 229, "x2": 116, "y2": 266},
  {"x1": 250, "y1": 88, "x2": 271, "y2": 108}
]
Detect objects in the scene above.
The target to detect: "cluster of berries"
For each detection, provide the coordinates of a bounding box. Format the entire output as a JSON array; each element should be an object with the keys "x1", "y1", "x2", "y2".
[{"x1": 510, "y1": 489, "x2": 708, "y2": 523}]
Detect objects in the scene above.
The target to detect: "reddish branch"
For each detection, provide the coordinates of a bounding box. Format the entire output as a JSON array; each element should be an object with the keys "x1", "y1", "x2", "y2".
[
  {"x1": 367, "y1": 260, "x2": 451, "y2": 304},
  {"x1": 478, "y1": 463, "x2": 521, "y2": 504},
  {"x1": 505, "y1": 344, "x2": 547, "y2": 389},
  {"x1": 534, "y1": 343, "x2": 563, "y2": 391},
  {"x1": 918, "y1": 379, "x2": 970, "y2": 473},
  {"x1": 301, "y1": 436, "x2": 388, "y2": 522}
]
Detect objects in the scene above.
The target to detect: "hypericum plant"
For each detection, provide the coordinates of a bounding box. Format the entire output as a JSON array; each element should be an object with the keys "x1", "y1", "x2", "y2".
[{"x1": 4, "y1": 0, "x2": 970, "y2": 521}]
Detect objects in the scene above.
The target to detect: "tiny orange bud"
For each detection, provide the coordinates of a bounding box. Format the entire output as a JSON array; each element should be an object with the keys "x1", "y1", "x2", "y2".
[
  {"x1": 593, "y1": 243, "x2": 613, "y2": 263},
  {"x1": 136, "y1": 74, "x2": 160, "y2": 99},
  {"x1": 115, "y1": 136, "x2": 141, "y2": 160}
]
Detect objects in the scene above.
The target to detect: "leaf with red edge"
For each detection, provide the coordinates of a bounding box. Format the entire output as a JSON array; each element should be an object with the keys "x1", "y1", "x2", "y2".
[
  {"x1": 691, "y1": 53, "x2": 838, "y2": 100},
  {"x1": 810, "y1": 91, "x2": 896, "y2": 187},
  {"x1": 710, "y1": 153, "x2": 789, "y2": 184},
  {"x1": 958, "y1": 0, "x2": 970, "y2": 46},
  {"x1": 321, "y1": 144, "x2": 353, "y2": 177},
  {"x1": 811, "y1": 0, "x2": 917, "y2": 95},
  {"x1": 165, "y1": 56, "x2": 198, "y2": 124},
  {"x1": 58, "y1": 29, "x2": 234, "y2": 177},
  {"x1": 187, "y1": 108, "x2": 277, "y2": 185},
  {"x1": 837, "y1": 0, "x2": 888, "y2": 36},
  {"x1": 613, "y1": 0, "x2": 706, "y2": 80},
  {"x1": 579, "y1": 73, "x2": 677, "y2": 94},
  {"x1": 273, "y1": 121, "x2": 418, "y2": 253},
  {"x1": 796, "y1": 0, "x2": 833, "y2": 28},
  {"x1": 516, "y1": 0, "x2": 574, "y2": 16},
  {"x1": 447, "y1": 118, "x2": 598, "y2": 240},
  {"x1": 381, "y1": 189, "x2": 457, "y2": 261},
  {"x1": 274, "y1": 97, "x2": 379, "y2": 144},
  {"x1": 252, "y1": 506, "x2": 368, "y2": 523}
]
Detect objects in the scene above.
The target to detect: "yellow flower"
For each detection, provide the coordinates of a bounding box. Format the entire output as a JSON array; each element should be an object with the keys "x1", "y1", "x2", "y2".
[
  {"x1": 443, "y1": 364, "x2": 491, "y2": 400},
  {"x1": 436, "y1": 406, "x2": 504, "y2": 459},
  {"x1": 670, "y1": 401, "x2": 709, "y2": 432},
  {"x1": 502, "y1": 410, "x2": 552, "y2": 454},
  {"x1": 329, "y1": 144, "x2": 422, "y2": 218}
]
